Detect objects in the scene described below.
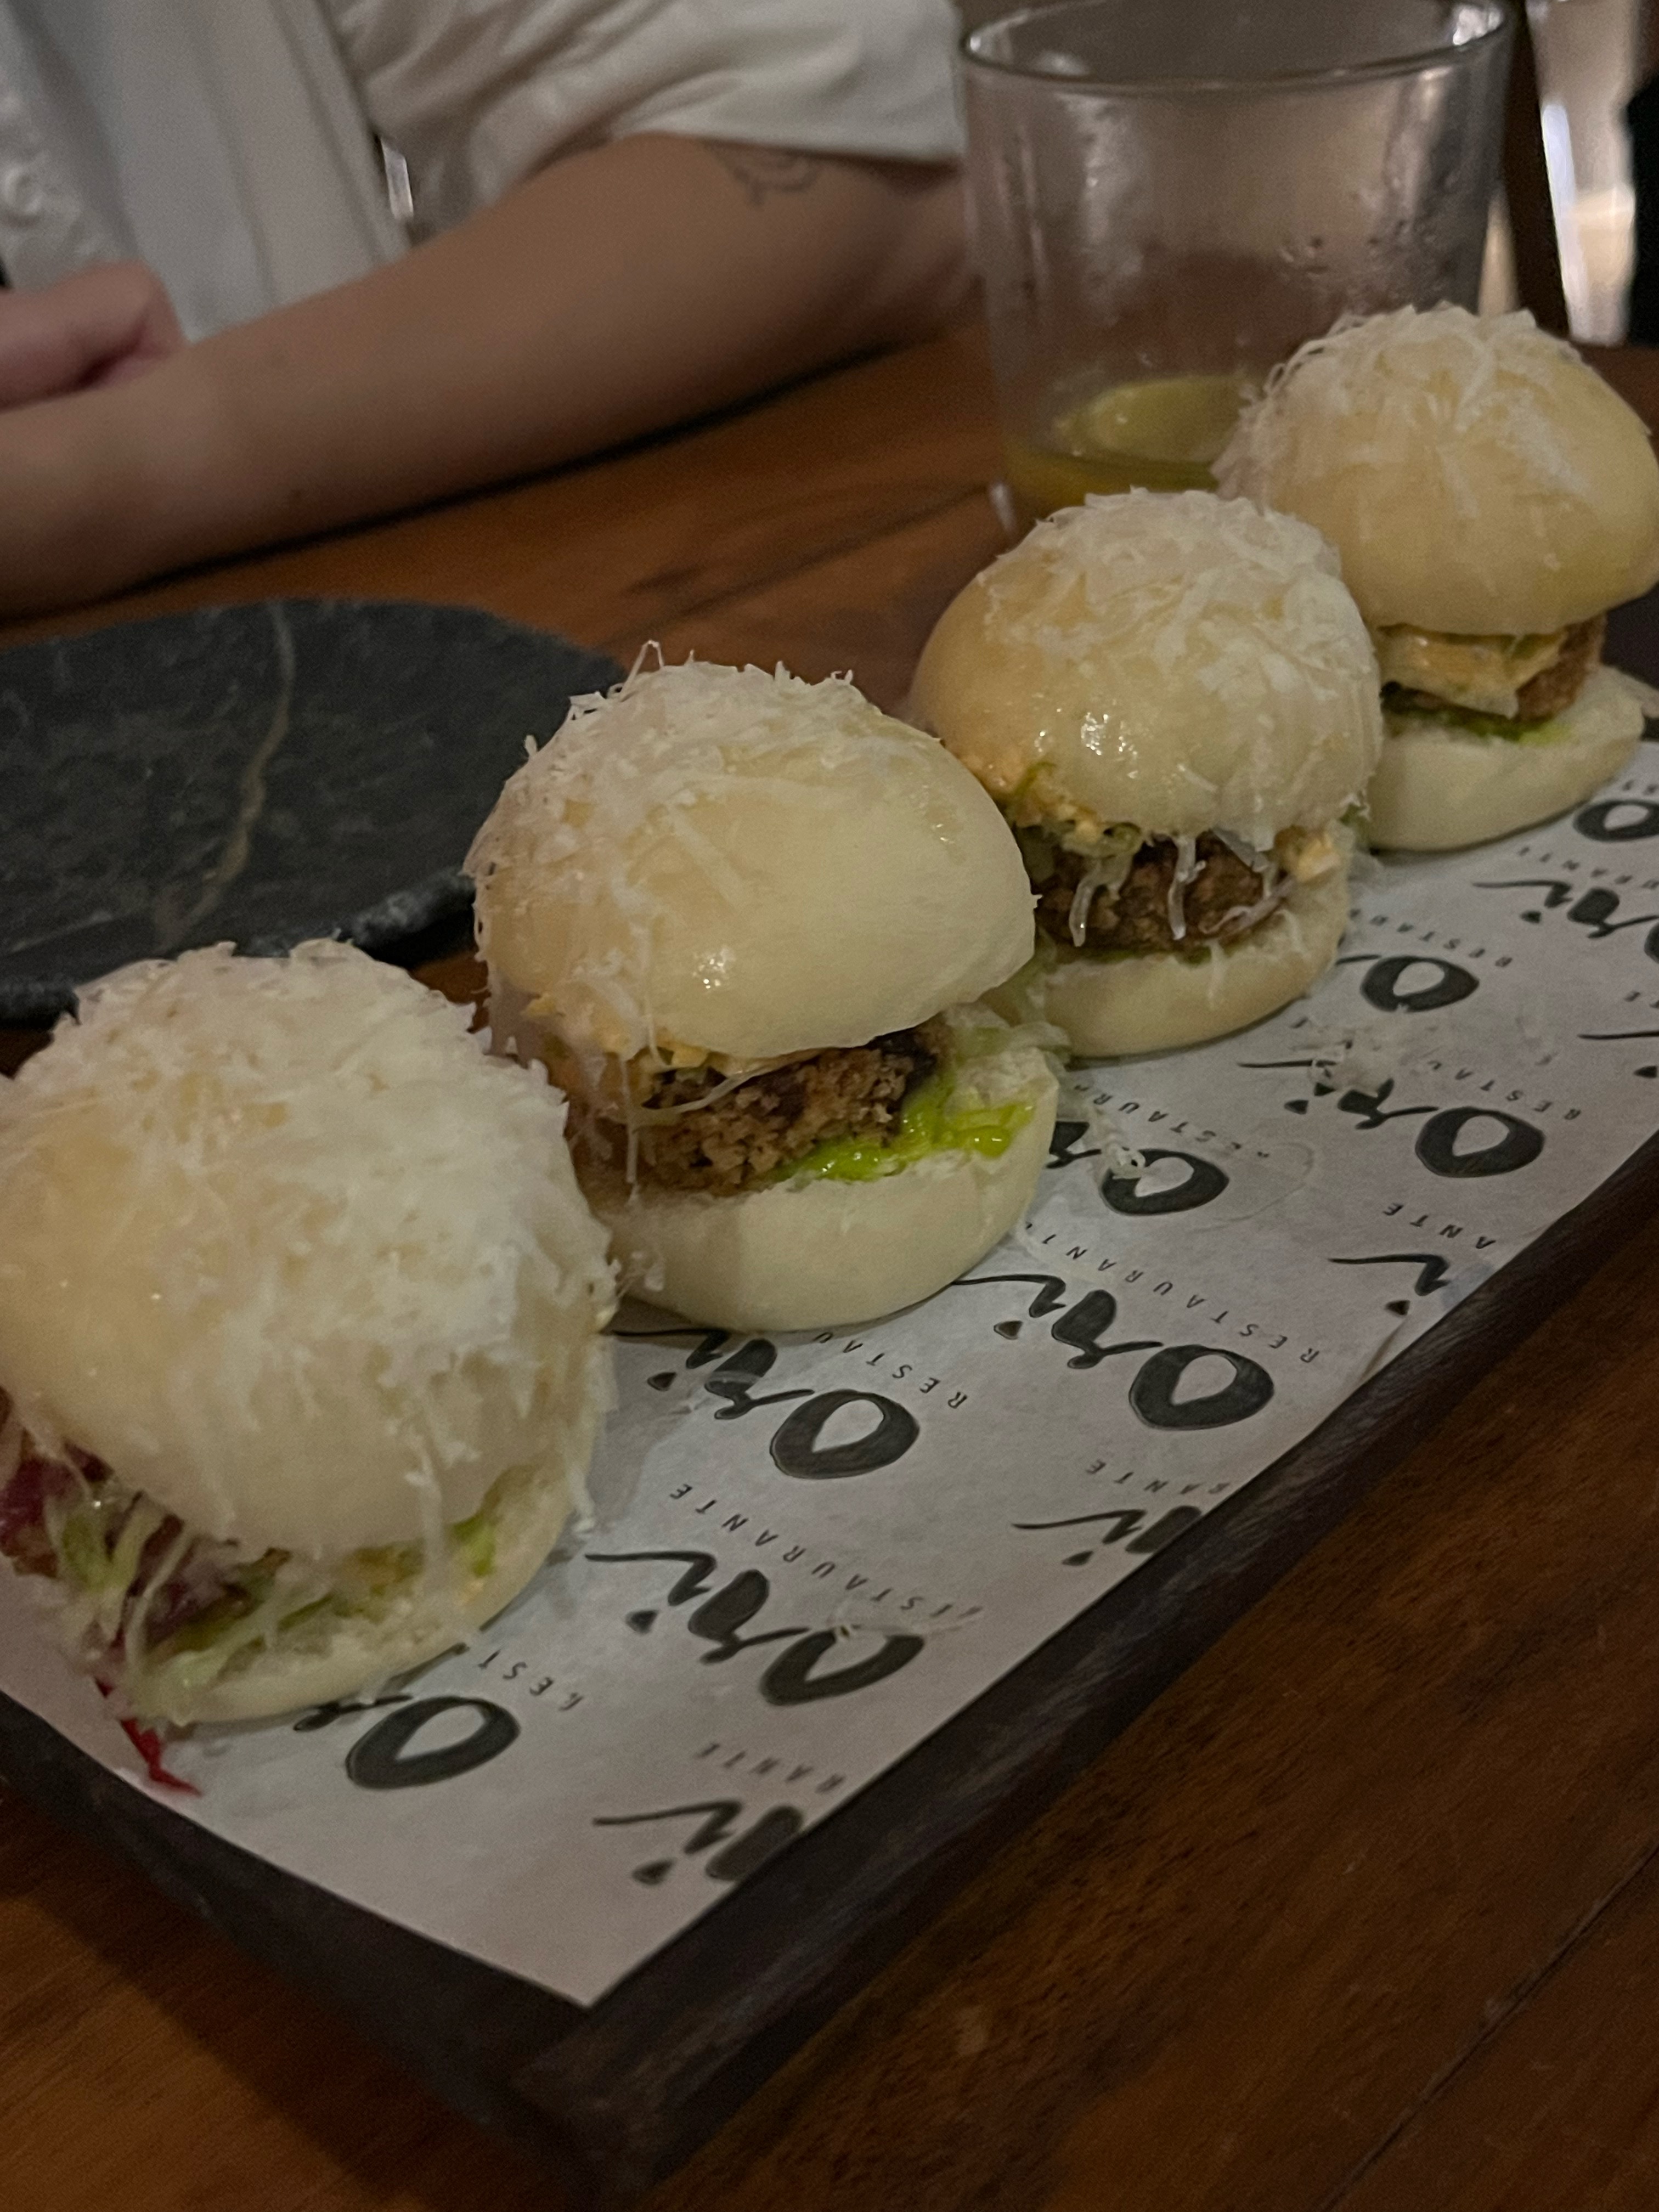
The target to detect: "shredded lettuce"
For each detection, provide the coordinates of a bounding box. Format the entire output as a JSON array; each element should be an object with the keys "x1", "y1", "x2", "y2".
[
  {"x1": 16, "y1": 1449, "x2": 516, "y2": 1713},
  {"x1": 1012, "y1": 816, "x2": 1143, "y2": 879},
  {"x1": 57, "y1": 1508, "x2": 112, "y2": 1591},
  {"x1": 452, "y1": 1505, "x2": 498, "y2": 1581}
]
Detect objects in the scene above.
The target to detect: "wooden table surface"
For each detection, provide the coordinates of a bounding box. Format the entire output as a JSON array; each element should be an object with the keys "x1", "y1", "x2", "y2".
[{"x1": 8, "y1": 325, "x2": 1659, "y2": 2212}]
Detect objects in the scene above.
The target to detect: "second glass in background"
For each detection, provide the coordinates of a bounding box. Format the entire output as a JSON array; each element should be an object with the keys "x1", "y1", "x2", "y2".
[{"x1": 964, "y1": 0, "x2": 1515, "y2": 524}]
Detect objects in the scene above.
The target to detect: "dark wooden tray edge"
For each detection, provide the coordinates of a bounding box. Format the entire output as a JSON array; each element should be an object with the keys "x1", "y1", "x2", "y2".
[
  {"x1": 3, "y1": 1126, "x2": 1656, "y2": 2206},
  {"x1": 0, "y1": 1693, "x2": 589, "y2": 2187},
  {"x1": 520, "y1": 1119, "x2": 1659, "y2": 2199}
]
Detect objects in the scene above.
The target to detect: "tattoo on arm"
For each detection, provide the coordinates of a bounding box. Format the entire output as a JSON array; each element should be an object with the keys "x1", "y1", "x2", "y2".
[{"x1": 709, "y1": 144, "x2": 823, "y2": 209}]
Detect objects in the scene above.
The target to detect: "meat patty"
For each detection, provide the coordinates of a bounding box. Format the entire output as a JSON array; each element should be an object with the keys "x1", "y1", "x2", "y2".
[
  {"x1": 616, "y1": 1024, "x2": 941, "y2": 1197},
  {"x1": 1033, "y1": 833, "x2": 1273, "y2": 957},
  {"x1": 1514, "y1": 613, "x2": 1606, "y2": 719},
  {"x1": 1391, "y1": 614, "x2": 1606, "y2": 725}
]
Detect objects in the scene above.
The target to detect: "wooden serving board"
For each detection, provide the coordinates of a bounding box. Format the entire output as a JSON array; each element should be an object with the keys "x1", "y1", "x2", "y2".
[
  {"x1": 4, "y1": 597, "x2": 1659, "y2": 2205},
  {"x1": 3, "y1": 1163, "x2": 1654, "y2": 2204}
]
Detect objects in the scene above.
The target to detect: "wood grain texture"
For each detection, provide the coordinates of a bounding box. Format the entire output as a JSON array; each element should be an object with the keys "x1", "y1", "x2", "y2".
[
  {"x1": 0, "y1": 325, "x2": 1002, "y2": 696},
  {"x1": 1331, "y1": 1819, "x2": 1659, "y2": 2211},
  {"x1": 645, "y1": 490, "x2": 1006, "y2": 713},
  {"x1": 5, "y1": 1080, "x2": 1647, "y2": 2205},
  {"x1": 0, "y1": 1781, "x2": 563, "y2": 2212},
  {"x1": 7, "y1": 327, "x2": 1659, "y2": 2211},
  {"x1": 7, "y1": 1197, "x2": 1659, "y2": 2212},
  {"x1": 650, "y1": 1209, "x2": 1659, "y2": 2212}
]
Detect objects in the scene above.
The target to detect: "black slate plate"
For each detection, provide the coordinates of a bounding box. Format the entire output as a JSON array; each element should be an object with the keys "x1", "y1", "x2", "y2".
[{"x1": 0, "y1": 599, "x2": 622, "y2": 1025}]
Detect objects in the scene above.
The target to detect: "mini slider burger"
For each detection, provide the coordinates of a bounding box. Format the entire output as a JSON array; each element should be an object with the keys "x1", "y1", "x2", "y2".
[
  {"x1": 0, "y1": 942, "x2": 614, "y2": 1726},
  {"x1": 466, "y1": 658, "x2": 1058, "y2": 1333},
  {"x1": 909, "y1": 489, "x2": 1385, "y2": 1057},
  {"x1": 1215, "y1": 304, "x2": 1659, "y2": 849}
]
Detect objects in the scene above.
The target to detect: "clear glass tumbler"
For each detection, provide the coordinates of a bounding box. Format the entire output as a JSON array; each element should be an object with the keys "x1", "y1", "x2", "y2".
[{"x1": 965, "y1": 0, "x2": 1515, "y2": 525}]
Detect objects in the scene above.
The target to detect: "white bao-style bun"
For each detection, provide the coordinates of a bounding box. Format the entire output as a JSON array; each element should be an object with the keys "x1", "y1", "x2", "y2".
[
  {"x1": 467, "y1": 658, "x2": 1035, "y2": 1065},
  {"x1": 158, "y1": 1463, "x2": 583, "y2": 1726},
  {"x1": 1215, "y1": 304, "x2": 1659, "y2": 635},
  {"x1": 909, "y1": 490, "x2": 1384, "y2": 849},
  {"x1": 590, "y1": 1032, "x2": 1059, "y2": 1332},
  {"x1": 0, "y1": 944, "x2": 615, "y2": 1567},
  {"x1": 1367, "y1": 665, "x2": 1650, "y2": 851},
  {"x1": 991, "y1": 868, "x2": 1351, "y2": 1059}
]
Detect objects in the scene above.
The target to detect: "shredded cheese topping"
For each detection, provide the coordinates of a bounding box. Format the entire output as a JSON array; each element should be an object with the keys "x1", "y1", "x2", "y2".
[
  {"x1": 467, "y1": 657, "x2": 1034, "y2": 1069},
  {"x1": 1221, "y1": 306, "x2": 1597, "y2": 510},
  {"x1": 1372, "y1": 625, "x2": 1566, "y2": 716},
  {"x1": 0, "y1": 943, "x2": 615, "y2": 1560},
  {"x1": 1215, "y1": 305, "x2": 1659, "y2": 634},
  {"x1": 917, "y1": 489, "x2": 1384, "y2": 851}
]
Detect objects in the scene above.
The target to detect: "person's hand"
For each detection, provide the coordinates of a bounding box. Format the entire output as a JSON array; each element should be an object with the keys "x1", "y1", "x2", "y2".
[
  {"x1": 0, "y1": 137, "x2": 969, "y2": 617},
  {"x1": 0, "y1": 261, "x2": 182, "y2": 409}
]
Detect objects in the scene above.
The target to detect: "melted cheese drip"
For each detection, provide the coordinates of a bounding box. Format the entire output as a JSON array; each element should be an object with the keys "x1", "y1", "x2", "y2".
[
  {"x1": 1001, "y1": 764, "x2": 1114, "y2": 854},
  {"x1": 1373, "y1": 624, "x2": 1566, "y2": 716},
  {"x1": 0, "y1": 943, "x2": 616, "y2": 1559},
  {"x1": 541, "y1": 1034, "x2": 803, "y2": 1122},
  {"x1": 1166, "y1": 835, "x2": 1201, "y2": 943},
  {"x1": 1274, "y1": 825, "x2": 1345, "y2": 884}
]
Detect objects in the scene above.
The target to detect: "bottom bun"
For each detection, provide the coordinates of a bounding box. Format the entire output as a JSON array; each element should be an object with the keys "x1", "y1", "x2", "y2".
[
  {"x1": 172, "y1": 1463, "x2": 578, "y2": 1726},
  {"x1": 991, "y1": 867, "x2": 1350, "y2": 1060},
  {"x1": 590, "y1": 1060, "x2": 1058, "y2": 1333},
  {"x1": 1368, "y1": 665, "x2": 1649, "y2": 851},
  {"x1": 123, "y1": 1361, "x2": 610, "y2": 1727}
]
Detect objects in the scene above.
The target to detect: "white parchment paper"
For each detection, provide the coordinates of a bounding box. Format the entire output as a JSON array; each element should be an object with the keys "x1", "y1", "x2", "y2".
[{"x1": 9, "y1": 761, "x2": 1659, "y2": 2006}]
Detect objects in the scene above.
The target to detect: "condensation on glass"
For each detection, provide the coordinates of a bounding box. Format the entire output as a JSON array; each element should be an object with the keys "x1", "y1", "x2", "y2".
[{"x1": 964, "y1": 0, "x2": 1514, "y2": 523}]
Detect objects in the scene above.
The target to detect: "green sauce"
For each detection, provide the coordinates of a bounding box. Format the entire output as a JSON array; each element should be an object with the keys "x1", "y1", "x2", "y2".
[
  {"x1": 1384, "y1": 690, "x2": 1565, "y2": 744},
  {"x1": 780, "y1": 1071, "x2": 1034, "y2": 1186},
  {"x1": 452, "y1": 1504, "x2": 499, "y2": 1581}
]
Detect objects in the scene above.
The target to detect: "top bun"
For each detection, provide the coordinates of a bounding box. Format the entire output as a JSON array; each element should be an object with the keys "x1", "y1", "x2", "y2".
[
  {"x1": 1215, "y1": 304, "x2": 1659, "y2": 634},
  {"x1": 467, "y1": 658, "x2": 1033, "y2": 1064},
  {"x1": 0, "y1": 943, "x2": 614, "y2": 1560},
  {"x1": 910, "y1": 489, "x2": 1383, "y2": 850}
]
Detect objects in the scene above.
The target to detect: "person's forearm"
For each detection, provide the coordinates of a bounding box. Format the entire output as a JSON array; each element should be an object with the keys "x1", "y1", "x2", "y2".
[{"x1": 1, "y1": 134, "x2": 964, "y2": 609}]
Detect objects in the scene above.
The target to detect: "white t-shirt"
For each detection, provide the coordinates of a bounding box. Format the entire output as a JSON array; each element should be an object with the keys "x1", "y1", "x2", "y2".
[{"x1": 0, "y1": 0, "x2": 962, "y2": 338}]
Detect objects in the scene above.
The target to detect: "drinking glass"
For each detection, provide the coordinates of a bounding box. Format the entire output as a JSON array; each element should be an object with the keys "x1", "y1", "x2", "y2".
[{"x1": 964, "y1": 0, "x2": 1516, "y2": 524}]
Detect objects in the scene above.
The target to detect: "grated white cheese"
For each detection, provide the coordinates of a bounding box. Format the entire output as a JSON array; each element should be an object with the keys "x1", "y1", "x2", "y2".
[
  {"x1": 916, "y1": 489, "x2": 1385, "y2": 852},
  {"x1": 1065, "y1": 856, "x2": 1121, "y2": 946},
  {"x1": 466, "y1": 657, "x2": 1035, "y2": 1072},
  {"x1": 1220, "y1": 306, "x2": 1596, "y2": 510},
  {"x1": 0, "y1": 942, "x2": 616, "y2": 1561},
  {"x1": 1215, "y1": 305, "x2": 1659, "y2": 634},
  {"x1": 1166, "y1": 833, "x2": 1201, "y2": 943}
]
